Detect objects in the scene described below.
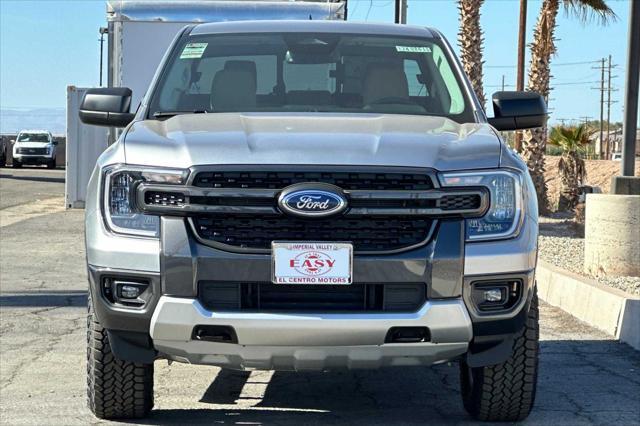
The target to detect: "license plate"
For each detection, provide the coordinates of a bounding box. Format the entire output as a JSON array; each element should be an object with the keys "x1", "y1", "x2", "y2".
[{"x1": 272, "y1": 242, "x2": 353, "y2": 285}]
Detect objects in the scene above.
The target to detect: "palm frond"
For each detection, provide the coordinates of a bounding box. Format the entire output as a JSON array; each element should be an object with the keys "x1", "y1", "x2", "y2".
[{"x1": 562, "y1": 0, "x2": 617, "y2": 25}]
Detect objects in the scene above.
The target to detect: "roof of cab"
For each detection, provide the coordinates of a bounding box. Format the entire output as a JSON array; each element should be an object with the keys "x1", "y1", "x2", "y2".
[
  {"x1": 18, "y1": 130, "x2": 51, "y2": 134},
  {"x1": 190, "y1": 20, "x2": 437, "y2": 39}
]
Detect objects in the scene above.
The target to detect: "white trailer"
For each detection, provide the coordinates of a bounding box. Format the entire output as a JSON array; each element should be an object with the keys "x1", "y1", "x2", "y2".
[
  {"x1": 65, "y1": 0, "x2": 345, "y2": 208},
  {"x1": 66, "y1": 86, "x2": 108, "y2": 208}
]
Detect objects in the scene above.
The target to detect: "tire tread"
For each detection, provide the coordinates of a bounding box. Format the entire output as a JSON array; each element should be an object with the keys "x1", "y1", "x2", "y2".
[
  {"x1": 86, "y1": 294, "x2": 154, "y2": 419},
  {"x1": 461, "y1": 289, "x2": 539, "y2": 422}
]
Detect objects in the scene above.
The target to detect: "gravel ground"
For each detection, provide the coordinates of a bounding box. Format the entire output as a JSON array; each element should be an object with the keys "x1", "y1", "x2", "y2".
[{"x1": 539, "y1": 213, "x2": 640, "y2": 296}]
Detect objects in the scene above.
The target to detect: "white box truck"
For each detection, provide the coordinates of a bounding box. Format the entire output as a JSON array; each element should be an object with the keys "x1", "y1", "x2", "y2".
[{"x1": 66, "y1": 0, "x2": 345, "y2": 208}]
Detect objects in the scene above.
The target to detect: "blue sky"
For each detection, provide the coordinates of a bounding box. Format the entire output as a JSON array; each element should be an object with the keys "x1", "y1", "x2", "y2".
[{"x1": 0, "y1": 0, "x2": 633, "y2": 126}]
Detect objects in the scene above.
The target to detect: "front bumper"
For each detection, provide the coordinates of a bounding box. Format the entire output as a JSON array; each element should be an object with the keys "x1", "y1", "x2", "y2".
[
  {"x1": 13, "y1": 153, "x2": 54, "y2": 164},
  {"x1": 86, "y1": 199, "x2": 538, "y2": 370},
  {"x1": 150, "y1": 296, "x2": 472, "y2": 370}
]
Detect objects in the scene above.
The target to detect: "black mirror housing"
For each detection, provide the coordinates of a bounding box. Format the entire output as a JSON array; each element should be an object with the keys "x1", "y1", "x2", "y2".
[
  {"x1": 79, "y1": 87, "x2": 135, "y2": 127},
  {"x1": 488, "y1": 91, "x2": 547, "y2": 131}
]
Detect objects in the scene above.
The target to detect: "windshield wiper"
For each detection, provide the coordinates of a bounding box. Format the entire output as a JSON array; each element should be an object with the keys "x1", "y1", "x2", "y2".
[{"x1": 153, "y1": 110, "x2": 209, "y2": 118}]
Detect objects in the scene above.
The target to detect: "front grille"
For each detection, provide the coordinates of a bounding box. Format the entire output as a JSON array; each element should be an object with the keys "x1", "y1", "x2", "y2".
[
  {"x1": 193, "y1": 215, "x2": 434, "y2": 252},
  {"x1": 144, "y1": 191, "x2": 185, "y2": 207},
  {"x1": 439, "y1": 194, "x2": 482, "y2": 210},
  {"x1": 199, "y1": 281, "x2": 427, "y2": 312},
  {"x1": 193, "y1": 171, "x2": 434, "y2": 190},
  {"x1": 139, "y1": 168, "x2": 488, "y2": 254},
  {"x1": 18, "y1": 147, "x2": 47, "y2": 155}
]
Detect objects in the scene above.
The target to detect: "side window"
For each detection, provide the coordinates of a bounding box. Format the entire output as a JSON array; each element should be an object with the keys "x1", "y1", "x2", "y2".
[
  {"x1": 431, "y1": 45, "x2": 465, "y2": 114},
  {"x1": 404, "y1": 60, "x2": 428, "y2": 96}
]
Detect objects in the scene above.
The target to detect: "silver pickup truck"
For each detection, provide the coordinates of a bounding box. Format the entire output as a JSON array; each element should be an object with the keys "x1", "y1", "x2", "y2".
[{"x1": 80, "y1": 20, "x2": 545, "y2": 422}]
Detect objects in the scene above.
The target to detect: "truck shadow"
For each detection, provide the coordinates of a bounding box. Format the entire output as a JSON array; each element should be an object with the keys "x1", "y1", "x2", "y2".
[
  {"x1": 0, "y1": 172, "x2": 65, "y2": 184},
  {"x1": 140, "y1": 340, "x2": 640, "y2": 425},
  {"x1": 0, "y1": 291, "x2": 86, "y2": 308}
]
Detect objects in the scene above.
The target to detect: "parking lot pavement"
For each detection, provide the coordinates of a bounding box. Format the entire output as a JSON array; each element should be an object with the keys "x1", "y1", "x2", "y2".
[
  {"x1": 1, "y1": 179, "x2": 639, "y2": 425},
  {"x1": 0, "y1": 167, "x2": 65, "y2": 209}
]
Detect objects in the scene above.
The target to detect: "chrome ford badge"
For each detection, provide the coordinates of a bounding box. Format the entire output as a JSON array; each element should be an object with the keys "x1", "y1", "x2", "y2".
[{"x1": 278, "y1": 184, "x2": 347, "y2": 218}]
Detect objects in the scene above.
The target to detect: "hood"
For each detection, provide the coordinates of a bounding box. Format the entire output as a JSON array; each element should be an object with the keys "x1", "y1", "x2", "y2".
[
  {"x1": 14, "y1": 141, "x2": 51, "y2": 148},
  {"x1": 123, "y1": 113, "x2": 501, "y2": 171}
]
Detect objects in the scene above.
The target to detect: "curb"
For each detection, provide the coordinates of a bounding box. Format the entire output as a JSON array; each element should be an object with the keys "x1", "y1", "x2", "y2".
[{"x1": 536, "y1": 260, "x2": 640, "y2": 351}]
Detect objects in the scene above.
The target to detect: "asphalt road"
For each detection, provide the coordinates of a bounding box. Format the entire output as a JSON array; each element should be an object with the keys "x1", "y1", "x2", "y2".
[
  {"x1": 1, "y1": 170, "x2": 639, "y2": 425},
  {"x1": 0, "y1": 167, "x2": 65, "y2": 210}
]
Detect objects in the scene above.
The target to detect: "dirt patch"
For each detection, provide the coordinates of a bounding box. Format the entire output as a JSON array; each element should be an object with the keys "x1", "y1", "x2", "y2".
[
  {"x1": 544, "y1": 156, "x2": 640, "y2": 211},
  {"x1": 0, "y1": 197, "x2": 65, "y2": 228}
]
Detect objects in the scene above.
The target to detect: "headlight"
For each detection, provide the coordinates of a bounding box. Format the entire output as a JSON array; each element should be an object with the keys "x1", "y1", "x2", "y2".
[
  {"x1": 439, "y1": 170, "x2": 523, "y2": 241},
  {"x1": 103, "y1": 165, "x2": 188, "y2": 237}
]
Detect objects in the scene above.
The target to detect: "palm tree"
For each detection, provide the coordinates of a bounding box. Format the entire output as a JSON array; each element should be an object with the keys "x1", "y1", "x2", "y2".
[
  {"x1": 548, "y1": 124, "x2": 590, "y2": 210},
  {"x1": 458, "y1": 0, "x2": 486, "y2": 108},
  {"x1": 521, "y1": 0, "x2": 615, "y2": 214}
]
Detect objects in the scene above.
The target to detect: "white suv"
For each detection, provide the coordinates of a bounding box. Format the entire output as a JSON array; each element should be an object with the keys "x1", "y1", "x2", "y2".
[{"x1": 12, "y1": 130, "x2": 57, "y2": 168}]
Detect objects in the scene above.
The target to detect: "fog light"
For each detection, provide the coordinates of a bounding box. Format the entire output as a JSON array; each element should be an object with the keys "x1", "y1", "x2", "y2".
[
  {"x1": 483, "y1": 288, "x2": 504, "y2": 303},
  {"x1": 119, "y1": 285, "x2": 141, "y2": 299},
  {"x1": 470, "y1": 279, "x2": 523, "y2": 313}
]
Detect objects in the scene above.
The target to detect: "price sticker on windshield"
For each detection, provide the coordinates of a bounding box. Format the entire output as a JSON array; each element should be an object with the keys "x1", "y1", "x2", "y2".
[
  {"x1": 396, "y1": 46, "x2": 431, "y2": 53},
  {"x1": 180, "y1": 43, "x2": 208, "y2": 59}
]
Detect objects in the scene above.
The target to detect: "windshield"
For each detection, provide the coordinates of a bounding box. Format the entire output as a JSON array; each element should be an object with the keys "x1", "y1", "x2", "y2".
[
  {"x1": 148, "y1": 32, "x2": 474, "y2": 122},
  {"x1": 17, "y1": 133, "x2": 49, "y2": 142}
]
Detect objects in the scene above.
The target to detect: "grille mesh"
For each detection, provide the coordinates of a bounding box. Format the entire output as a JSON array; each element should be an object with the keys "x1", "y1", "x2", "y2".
[
  {"x1": 438, "y1": 194, "x2": 481, "y2": 210},
  {"x1": 193, "y1": 215, "x2": 433, "y2": 252},
  {"x1": 198, "y1": 282, "x2": 427, "y2": 312},
  {"x1": 144, "y1": 191, "x2": 185, "y2": 207},
  {"x1": 17, "y1": 147, "x2": 48, "y2": 155},
  {"x1": 193, "y1": 171, "x2": 434, "y2": 190}
]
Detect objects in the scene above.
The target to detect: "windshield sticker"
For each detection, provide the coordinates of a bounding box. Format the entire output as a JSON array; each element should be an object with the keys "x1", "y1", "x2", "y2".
[
  {"x1": 396, "y1": 46, "x2": 431, "y2": 53},
  {"x1": 180, "y1": 43, "x2": 208, "y2": 59}
]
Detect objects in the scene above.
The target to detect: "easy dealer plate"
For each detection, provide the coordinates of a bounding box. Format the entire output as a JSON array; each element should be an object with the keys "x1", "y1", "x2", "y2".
[{"x1": 272, "y1": 242, "x2": 353, "y2": 285}]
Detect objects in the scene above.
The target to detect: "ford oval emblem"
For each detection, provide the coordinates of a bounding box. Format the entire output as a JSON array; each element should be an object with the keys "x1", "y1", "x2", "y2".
[{"x1": 278, "y1": 184, "x2": 348, "y2": 218}]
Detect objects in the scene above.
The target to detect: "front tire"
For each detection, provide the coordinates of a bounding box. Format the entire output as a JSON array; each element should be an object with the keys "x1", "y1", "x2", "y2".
[
  {"x1": 12, "y1": 159, "x2": 22, "y2": 168},
  {"x1": 460, "y1": 289, "x2": 539, "y2": 422},
  {"x1": 87, "y1": 294, "x2": 154, "y2": 419},
  {"x1": 46, "y1": 158, "x2": 56, "y2": 169}
]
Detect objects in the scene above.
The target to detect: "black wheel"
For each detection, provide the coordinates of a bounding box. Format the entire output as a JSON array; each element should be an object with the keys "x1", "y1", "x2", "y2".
[
  {"x1": 47, "y1": 158, "x2": 56, "y2": 169},
  {"x1": 460, "y1": 288, "x2": 539, "y2": 422},
  {"x1": 87, "y1": 294, "x2": 154, "y2": 419},
  {"x1": 12, "y1": 159, "x2": 22, "y2": 168}
]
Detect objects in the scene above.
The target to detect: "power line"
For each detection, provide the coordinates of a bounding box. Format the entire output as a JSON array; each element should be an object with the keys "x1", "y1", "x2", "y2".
[
  {"x1": 591, "y1": 57, "x2": 619, "y2": 158},
  {"x1": 364, "y1": 0, "x2": 373, "y2": 21},
  {"x1": 485, "y1": 60, "x2": 600, "y2": 69},
  {"x1": 487, "y1": 80, "x2": 599, "y2": 88}
]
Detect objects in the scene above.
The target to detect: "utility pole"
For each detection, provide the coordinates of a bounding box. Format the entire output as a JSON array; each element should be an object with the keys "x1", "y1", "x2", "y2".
[
  {"x1": 514, "y1": 0, "x2": 527, "y2": 153},
  {"x1": 501, "y1": 75, "x2": 505, "y2": 91},
  {"x1": 599, "y1": 57, "x2": 605, "y2": 159},
  {"x1": 605, "y1": 54, "x2": 619, "y2": 158},
  {"x1": 394, "y1": 0, "x2": 407, "y2": 24},
  {"x1": 620, "y1": 0, "x2": 639, "y2": 179},
  {"x1": 580, "y1": 115, "x2": 593, "y2": 157},
  {"x1": 99, "y1": 27, "x2": 108, "y2": 87},
  {"x1": 592, "y1": 58, "x2": 606, "y2": 159}
]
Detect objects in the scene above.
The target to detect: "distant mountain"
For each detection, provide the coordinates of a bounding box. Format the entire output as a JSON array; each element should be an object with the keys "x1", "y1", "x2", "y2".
[{"x1": 0, "y1": 108, "x2": 66, "y2": 135}]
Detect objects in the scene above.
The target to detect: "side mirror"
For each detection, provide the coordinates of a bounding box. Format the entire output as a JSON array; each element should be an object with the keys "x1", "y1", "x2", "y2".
[
  {"x1": 10, "y1": 139, "x2": 15, "y2": 144},
  {"x1": 488, "y1": 91, "x2": 547, "y2": 131},
  {"x1": 52, "y1": 140, "x2": 59, "y2": 146},
  {"x1": 79, "y1": 87, "x2": 135, "y2": 127}
]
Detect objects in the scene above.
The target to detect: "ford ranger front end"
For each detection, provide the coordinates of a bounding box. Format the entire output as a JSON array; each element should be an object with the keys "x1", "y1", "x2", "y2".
[{"x1": 80, "y1": 21, "x2": 545, "y2": 422}]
